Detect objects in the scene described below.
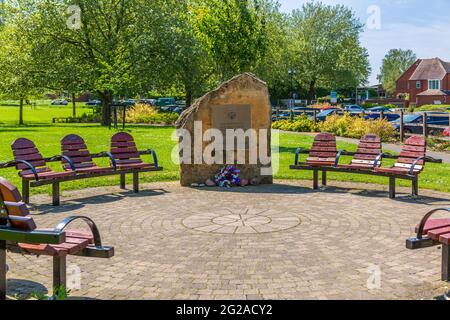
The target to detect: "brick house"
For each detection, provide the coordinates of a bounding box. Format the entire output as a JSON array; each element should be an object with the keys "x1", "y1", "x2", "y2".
[{"x1": 395, "y1": 58, "x2": 450, "y2": 106}]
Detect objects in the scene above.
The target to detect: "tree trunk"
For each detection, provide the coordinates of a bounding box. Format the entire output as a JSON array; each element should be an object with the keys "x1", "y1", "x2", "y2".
[
  {"x1": 72, "y1": 93, "x2": 76, "y2": 117},
  {"x1": 19, "y1": 98, "x2": 24, "y2": 125},
  {"x1": 99, "y1": 91, "x2": 112, "y2": 126},
  {"x1": 185, "y1": 88, "x2": 193, "y2": 109},
  {"x1": 309, "y1": 80, "x2": 316, "y2": 102}
]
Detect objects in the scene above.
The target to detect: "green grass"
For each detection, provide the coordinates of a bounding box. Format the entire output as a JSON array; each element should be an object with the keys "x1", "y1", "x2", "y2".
[
  {"x1": 0, "y1": 103, "x2": 95, "y2": 125},
  {"x1": 0, "y1": 104, "x2": 449, "y2": 195}
]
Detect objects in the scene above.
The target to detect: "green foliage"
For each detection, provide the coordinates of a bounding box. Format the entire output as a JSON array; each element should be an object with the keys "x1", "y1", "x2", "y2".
[
  {"x1": 31, "y1": 286, "x2": 70, "y2": 300},
  {"x1": 415, "y1": 105, "x2": 450, "y2": 112},
  {"x1": 288, "y1": 2, "x2": 370, "y2": 99},
  {"x1": 379, "y1": 49, "x2": 417, "y2": 94},
  {"x1": 272, "y1": 115, "x2": 316, "y2": 132},
  {"x1": 318, "y1": 114, "x2": 395, "y2": 141},
  {"x1": 427, "y1": 138, "x2": 450, "y2": 152},
  {"x1": 125, "y1": 104, "x2": 179, "y2": 124}
]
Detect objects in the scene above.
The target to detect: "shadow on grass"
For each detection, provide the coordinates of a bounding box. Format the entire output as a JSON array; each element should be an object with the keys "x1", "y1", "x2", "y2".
[{"x1": 31, "y1": 188, "x2": 169, "y2": 215}]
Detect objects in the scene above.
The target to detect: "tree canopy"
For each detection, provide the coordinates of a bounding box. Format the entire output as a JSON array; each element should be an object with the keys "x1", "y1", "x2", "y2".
[
  {"x1": 379, "y1": 49, "x2": 417, "y2": 95},
  {"x1": 0, "y1": 0, "x2": 371, "y2": 125}
]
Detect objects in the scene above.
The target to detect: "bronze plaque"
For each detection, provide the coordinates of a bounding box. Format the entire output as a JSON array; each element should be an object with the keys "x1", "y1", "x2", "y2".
[
  {"x1": 212, "y1": 105, "x2": 252, "y2": 133},
  {"x1": 211, "y1": 105, "x2": 252, "y2": 151}
]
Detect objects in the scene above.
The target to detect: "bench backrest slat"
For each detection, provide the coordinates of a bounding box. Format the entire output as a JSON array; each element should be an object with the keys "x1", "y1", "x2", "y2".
[
  {"x1": 61, "y1": 135, "x2": 95, "y2": 170},
  {"x1": 307, "y1": 133, "x2": 337, "y2": 165},
  {"x1": 0, "y1": 178, "x2": 36, "y2": 231},
  {"x1": 395, "y1": 136, "x2": 427, "y2": 171},
  {"x1": 110, "y1": 132, "x2": 144, "y2": 166},
  {"x1": 11, "y1": 139, "x2": 48, "y2": 174},
  {"x1": 351, "y1": 135, "x2": 382, "y2": 166}
]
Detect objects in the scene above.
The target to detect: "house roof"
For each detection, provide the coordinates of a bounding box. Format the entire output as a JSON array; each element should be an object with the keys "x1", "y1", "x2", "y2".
[
  {"x1": 410, "y1": 58, "x2": 450, "y2": 81},
  {"x1": 416, "y1": 89, "x2": 450, "y2": 96}
]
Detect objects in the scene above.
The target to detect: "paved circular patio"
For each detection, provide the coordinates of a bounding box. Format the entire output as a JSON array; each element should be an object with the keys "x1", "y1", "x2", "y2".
[{"x1": 5, "y1": 180, "x2": 450, "y2": 300}]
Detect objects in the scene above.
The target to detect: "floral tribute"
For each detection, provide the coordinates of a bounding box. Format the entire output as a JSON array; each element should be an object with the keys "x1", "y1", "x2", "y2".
[{"x1": 214, "y1": 165, "x2": 241, "y2": 188}]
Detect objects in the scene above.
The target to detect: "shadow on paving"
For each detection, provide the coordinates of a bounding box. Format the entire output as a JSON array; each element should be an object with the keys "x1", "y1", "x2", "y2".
[
  {"x1": 30, "y1": 188, "x2": 169, "y2": 215},
  {"x1": 195, "y1": 183, "x2": 450, "y2": 206}
]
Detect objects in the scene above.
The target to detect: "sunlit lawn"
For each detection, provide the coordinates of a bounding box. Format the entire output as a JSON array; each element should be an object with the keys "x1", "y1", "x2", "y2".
[{"x1": 0, "y1": 104, "x2": 449, "y2": 196}]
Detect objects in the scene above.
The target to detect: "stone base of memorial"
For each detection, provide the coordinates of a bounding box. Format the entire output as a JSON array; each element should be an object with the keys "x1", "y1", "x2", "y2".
[{"x1": 176, "y1": 73, "x2": 273, "y2": 187}]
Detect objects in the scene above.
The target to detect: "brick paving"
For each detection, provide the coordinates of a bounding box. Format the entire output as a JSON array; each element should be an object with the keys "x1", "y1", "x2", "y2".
[{"x1": 5, "y1": 180, "x2": 450, "y2": 300}]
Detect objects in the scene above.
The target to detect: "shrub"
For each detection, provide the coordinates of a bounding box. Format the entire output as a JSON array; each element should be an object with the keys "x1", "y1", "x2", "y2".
[
  {"x1": 125, "y1": 103, "x2": 179, "y2": 124},
  {"x1": 272, "y1": 115, "x2": 316, "y2": 132},
  {"x1": 319, "y1": 113, "x2": 395, "y2": 141}
]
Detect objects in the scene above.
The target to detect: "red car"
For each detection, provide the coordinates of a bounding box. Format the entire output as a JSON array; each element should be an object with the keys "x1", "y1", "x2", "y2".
[{"x1": 444, "y1": 127, "x2": 450, "y2": 137}]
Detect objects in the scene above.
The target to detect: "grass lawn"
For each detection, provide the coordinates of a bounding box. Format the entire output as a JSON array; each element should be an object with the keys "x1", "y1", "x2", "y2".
[
  {"x1": 0, "y1": 102, "x2": 95, "y2": 125},
  {"x1": 0, "y1": 104, "x2": 449, "y2": 196}
]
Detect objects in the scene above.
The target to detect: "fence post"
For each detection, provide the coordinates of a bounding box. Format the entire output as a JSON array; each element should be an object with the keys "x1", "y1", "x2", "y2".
[
  {"x1": 276, "y1": 106, "x2": 279, "y2": 121},
  {"x1": 380, "y1": 111, "x2": 384, "y2": 120},
  {"x1": 400, "y1": 110, "x2": 404, "y2": 143},
  {"x1": 313, "y1": 110, "x2": 317, "y2": 127},
  {"x1": 423, "y1": 112, "x2": 428, "y2": 138}
]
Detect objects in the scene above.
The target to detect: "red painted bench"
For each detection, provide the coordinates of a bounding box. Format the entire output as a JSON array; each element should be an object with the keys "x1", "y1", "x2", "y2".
[
  {"x1": 7, "y1": 133, "x2": 162, "y2": 206},
  {"x1": 110, "y1": 132, "x2": 160, "y2": 192},
  {"x1": 290, "y1": 134, "x2": 438, "y2": 198},
  {"x1": 0, "y1": 177, "x2": 114, "y2": 300},
  {"x1": 406, "y1": 208, "x2": 450, "y2": 297}
]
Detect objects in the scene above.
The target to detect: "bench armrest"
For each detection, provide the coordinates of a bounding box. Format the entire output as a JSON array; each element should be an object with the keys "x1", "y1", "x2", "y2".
[
  {"x1": 15, "y1": 160, "x2": 39, "y2": 181},
  {"x1": 103, "y1": 152, "x2": 117, "y2": 170},
  {"x1": 148, "y1": 149, "x2": 159, "y2": 169},
  {"x1": 60, "y1": 155, "x2": 76, "y2": 171},
  {"x1": 294, "y1": 148, "x2": 303, "y2": 166},
  {"x1": 54, "y1": 216, "x2": 102, "y2": 247},
  {"x1": 409, "y1": 156, "x2": 426, "y2": 176},
  {"x1": 373, "y1": 153, "x2": 385, "y2": 169},
  {"x1": 416, "y1": 208, "x2": 450, "y2": 239},
  {"x1": 334, "y1": 150, "x2": 346, "y2": 168}
]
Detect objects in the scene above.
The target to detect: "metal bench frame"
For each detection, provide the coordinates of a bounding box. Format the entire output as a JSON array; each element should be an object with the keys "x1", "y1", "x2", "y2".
[
  {"x1": 0, "y1": 149, "x2": 162, "y2": 206},
  {"x1": 406, "y1": 208, "x2": 450, "y2": 283}
]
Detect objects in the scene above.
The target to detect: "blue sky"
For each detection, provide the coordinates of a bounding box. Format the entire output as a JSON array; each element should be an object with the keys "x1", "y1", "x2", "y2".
[{"x1": 279, "y1": 0, "x2": 450, "y2": 85}]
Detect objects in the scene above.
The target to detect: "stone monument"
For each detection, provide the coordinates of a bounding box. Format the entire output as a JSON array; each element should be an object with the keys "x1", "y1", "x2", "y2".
[{"x1": 176, "y1": 73, "x2": 273, "y2": 186}]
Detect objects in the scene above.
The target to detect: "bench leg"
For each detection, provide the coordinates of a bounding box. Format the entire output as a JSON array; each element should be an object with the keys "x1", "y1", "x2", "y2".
[
  {"x1": 322, "y1": 171, "x2": 327, "y2": 187},
  {"x1": 313, "y1": 170, "x2": 319, "y2": 190},
  {"x1": 412, "y1": 177, "x2": 419, "y2": 197},
  {"x1": 389, "y1": 177, "x2": 396, "y2": 199},
  {"x1": 133, "y1": 172, "x2": 139, "y2": 193},
  {"x1": 22, "y1": 180, "x2": 30, "y2": 204},
  {"x1": 120, "y1": 173, "x2": 126, "y2": 190},
  {"x1": 442, "y1": 244, "x2": 450, "y2": 282},
  {"x1": 52, "y1": 182, "x2": 60, "y2": 206},
  {"x1": 0, "y1": 240, "x2": 6, "y2": 300},
  {"x1": 53, "y1": 255, "x2": 67, "y2": 291}
]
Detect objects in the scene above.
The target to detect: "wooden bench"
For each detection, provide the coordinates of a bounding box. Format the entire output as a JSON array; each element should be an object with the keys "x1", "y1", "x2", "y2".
[
  {"x1": 6, "y1": 133, "x2": 162, "y2": 206},
  {"x1": 290, "y1": 135, "x2": 440, "y2": 198},
  {"x1": 0, "y1": 177, "x2": 114, "y2": 300},
  {"x1": 406, "y1": 208, "x2": 450, "y2": 298}
]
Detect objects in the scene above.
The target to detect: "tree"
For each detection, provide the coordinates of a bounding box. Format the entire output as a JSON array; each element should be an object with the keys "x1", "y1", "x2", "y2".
[
  {"x1": 12, "y1": 0, "x2": 147, "y2": 125},
  {"x1": 134, "y1": 0, "x2": 216, "y2": 108},
  {"x1": 288, "y1": 2, "x2": 370, "y2": 100},
  {"x1": 192, "y1": 0, "x2": 274, "y2": 81},
  {"x1": 379, "y1": 49, "x2": 417, "y2": 95},
  {"x1": 0, "y1": 9, "x2": 39, "y2": 125}
]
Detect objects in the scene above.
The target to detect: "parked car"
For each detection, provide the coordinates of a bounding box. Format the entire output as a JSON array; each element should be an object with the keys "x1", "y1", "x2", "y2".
[
  {"x1": 314, "y1": 108, "x2": 344, "y2": 122},
  {"x1": 367, "y1": 106, "x2": 392, "y2": 113},
  {"x1": 86, "y1": 100, "x2": 101, "y2": 106},
  {"x1": 155, "y1": 97, "x2": 177, "y2": 107},
  {"x1": 443, "y1": 127, "x2": 450, "y2": 137},
  {"x1": 391, "y1": 112, "x2": 450, "y2": 135},
  {"x1": 51, "y1": 99, "x2": 68, "y2": 106},
  {"x1": 139, "y1": 99, "x2": 156, "y2": 105},
  {"x1": 343, "y1": 104, "x2": 364, "y2": 113}
]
